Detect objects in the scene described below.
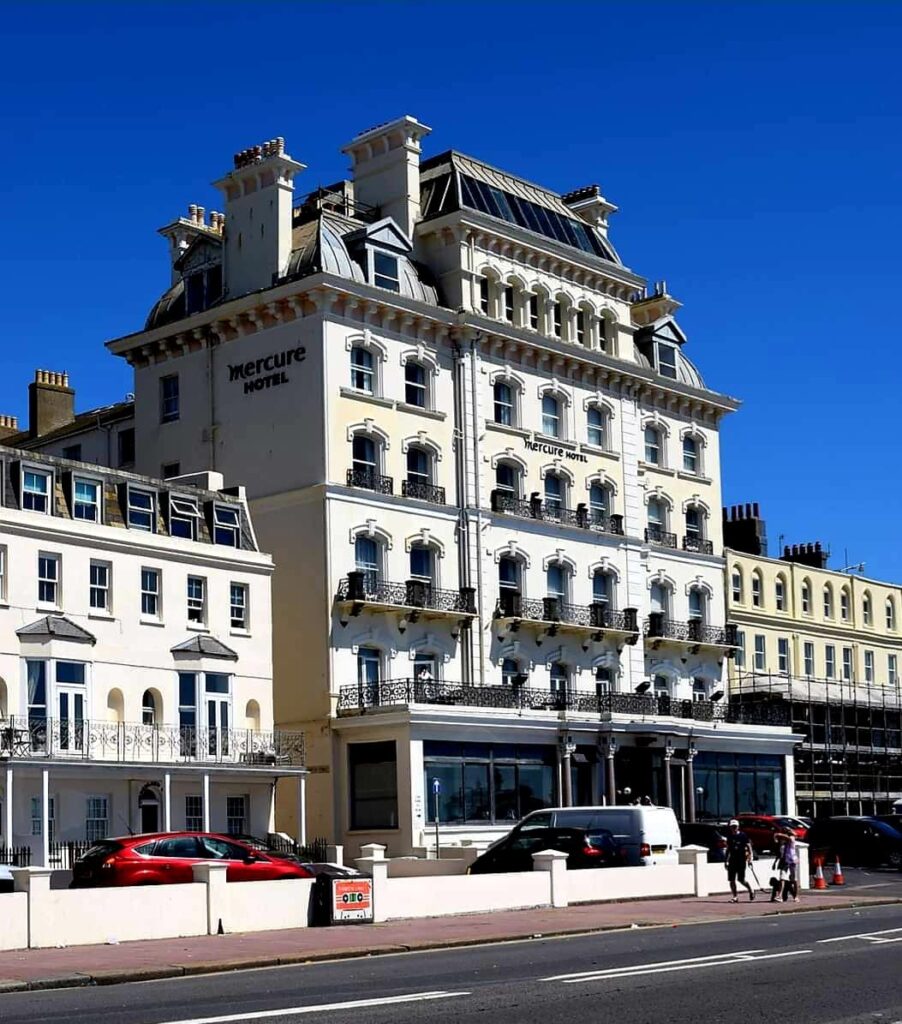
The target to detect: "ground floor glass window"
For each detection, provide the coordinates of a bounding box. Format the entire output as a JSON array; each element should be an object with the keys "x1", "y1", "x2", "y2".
[{"x1": 693, "y1": 752, "x2": 784, "y2": 819}]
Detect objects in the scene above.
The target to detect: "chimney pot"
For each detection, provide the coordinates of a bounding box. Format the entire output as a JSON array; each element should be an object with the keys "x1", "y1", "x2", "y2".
[
  {"x1": 753, "y1": 502, "x2": 759, "y2": 517},
  {"x1": 29, "y1": 368, "x2": 74, "y2": 438}
]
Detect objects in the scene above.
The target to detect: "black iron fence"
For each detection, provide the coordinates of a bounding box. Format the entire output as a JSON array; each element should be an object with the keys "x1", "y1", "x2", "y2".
[
  {"x1": 49, "y1": 840, "x2": 93, "y2": 869},
  {"x1": 336, "y1": 573, "x2": 476, "y2": 614},
  {"x1": 495, "y1": 591, "x2": 639, "y2": 637},
  {"x1": 0, "y1": 845, "x2": 31, "y2": 867},
  {"x1": 645, "y1": 614, "x2": 737, "y2": 648},
  {"x1": 682, "y1": 534, "x2": 714, "y2": 555},
  {"x1": 645, "y1": 525, "x2": 678, "y2": 549},
  {"x1": 491, "y1": 490, "x2": 624, "y2": 536},
  {"x1": 346, "y1": 468, "x2": 394, "y2": 494},
  {"x1": 401, "y1": 480, "x2": 446, "y2": 504}
]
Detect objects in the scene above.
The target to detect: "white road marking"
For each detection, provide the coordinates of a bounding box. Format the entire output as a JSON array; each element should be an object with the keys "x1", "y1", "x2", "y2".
[
  {"x1": 544, "y1": 949, "x2": 766, "y2": 981},
  {"x1": 154, "y1": 990, "x2": 472, "y2": 1024},
  {"x1": 545, "y1": 949, "x2": 811, "y2": 984},
  {"x1": 820, "y1": 927, "x2": 902, "y2": 944}
]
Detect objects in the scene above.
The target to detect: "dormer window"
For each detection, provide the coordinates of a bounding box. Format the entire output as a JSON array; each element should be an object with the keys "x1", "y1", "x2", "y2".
[
  {"x1": 127, "y1": 487, "x2": 156, "y2": 532},
  {"x1": 213, "y1": 505, "x2": 241, "y2": 547},
  {"x1": 22, "y1": 468, "x2": 51, "y2": 514},
  {"x1": 373, "y1": 252, "x2": 400, "y2": 292},
  {"x1": 170, "y1": 496, "x2": 200, "y2": 541},
  {"x1": 184, "y1": 265, "x2": 222, "y2": 316},
  {"x1": 73, "y1": 477, "x2": 101, "y2": 523},
  {"x1": 656, "y1": 344, "x2": 678, "y2": 379}
]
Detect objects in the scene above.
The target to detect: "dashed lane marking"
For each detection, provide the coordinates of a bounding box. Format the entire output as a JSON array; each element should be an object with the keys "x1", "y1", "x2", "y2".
[{"x1": 544, "y1": 949, "x2": 812, "y2": 984}]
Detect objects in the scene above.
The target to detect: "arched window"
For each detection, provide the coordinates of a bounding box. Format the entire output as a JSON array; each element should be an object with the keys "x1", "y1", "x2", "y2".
[
  {"x1": 775, "y1": 576, "x2": 786, "y2": 611},
  {"x1": 646, "y1": 498, "x2": 667, "y2": 544},
  {"x1": 495, "y1": 460, "x2": 522, "y2": 500},
  {"x1": 542, "y1": 394, "x2": 562, "y2": 438},
  {"x1": 692, "y1": 678, "x2": 709, "y2": 703},
  {"x1": 493, "y1": 380, "x2": 516, "y2": 426},
  {"x1": 498, "y1": 555, "x2": 521, "y2": 593},
  {"x1": 863, "y1": 592, "x2": 873, "y2": 626},
  {"x1": 351, "y1": 433, "x2": 381, "y2": 490},
  {"x1": 478, "y1": 276, "x2": 490, "y2": 315},
  {"x1": 503, "y1": 284, "x2": 515, "y2": 323},
  {"x1": 841, "y1": 587, "x2": 851, "y2": 621},
  {"x1": 592, "y1": 569, "x2": 614, "y2": 608},
  {"x1": 576, "y1": 307, "x2": 590, "y2": 346},
  {"x1": 404, "y1": 361, "x2": 429, "y2": 409},
  {"x1": 409, "y1": 543, "x2": 435, "y2": 585},
  {"x1": 550, "y1": 661, "x2": 569, "y2": 695},
  {"x1": 357, "y1": 646, "x2": 380, "y2": 687},
  {"x1": 350, "y1": 345, "x2": 375, "y2": 394},
  {"x1": 823, "y1": 584, "x2": 833, "y2": 618},
  {"x1": 404, "y1": 447, "x2": 436, "y2": 502},
  {"x1": 589, "y1": 482, "x2": 611, "y2": 520},
  {"x1": 141, "y1": 689, "x2": 158, "y2": 727},
  {"x1": 650, "y1": 581, "x2": 670, "y2": 616},
  {"x1": 502, "y1": 658, "x2": 525, "y2": 687},
  {"x1": 731, "y1": 567, "x2": 744, "y2": 603},
  {"x1": 644, "y1": 425, "x2": 663, "y2": 465},
  {"x1": 544, "y1": 472, "x2": 566, "y2": 515},
  {"x1": 688, "y1": 587, "x2": 707, "y2": 623},
  {"x1": 801, "y1": 580, "x2": 811, "y2": 615},
  {"x1": 595, "y1": 667, "x2": 613, "y2": 696},
  {"x1": 355, "y1": 535, "x2": 382, "y2": 588},
  {"x1": 751, "y1": 570, "x2": 763, "y2": 608},
  {"x1": 682, "y1": 435, "x2": 700, "y2": 474},
  {"x1": 684, "y1": 506, "x2": 707, "y2": 551},
  {"x1": 245, "y1": 699, "x2": 261, "y2": 731},
  {"x1": 546, "y1": 562, "x2": 568, "y2": 602},
  {"x1": 888, "y1": 599, "x2": 897, "y2": 632},
  {"x1": 527, "y1": 293, "x2": 540, "y2": 330},
  {"x1": 587, "y1": 405, "x2": 607, "y2": 448},
  {"x1": 552, "y1": 300, "x2": 564, "y2": 338},
  {"x1": 653, "y1": 674, "x2": 671, "y2": 697}
]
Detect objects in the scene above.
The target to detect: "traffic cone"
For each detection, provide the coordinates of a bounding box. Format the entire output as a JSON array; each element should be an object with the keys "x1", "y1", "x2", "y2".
[
  {"x1": 831, "y1": 856, "x2": 846, "y2": 886},
  {"x1": 813, "y1": 857, "x2": 828, "y2": 890}
]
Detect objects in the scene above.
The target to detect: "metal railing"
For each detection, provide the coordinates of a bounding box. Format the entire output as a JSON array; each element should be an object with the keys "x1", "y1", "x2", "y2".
[
  {"x1": 491, "y1": 491, "x2": 624, "y2": 536},
  {"x1": 682, "y1": 534, "x2": 714, "y2": 555},
  {"x1": 495, "y1": 591, "x2": 639, "y2": 637},
  {"x1": 49, "y1": 840, "x2": 92, "y2": 870},
  {"x1": 401, "y1": 480, "x2": 446, "y2": 504},
  {"x1": 0, "y1": 718, "x2": 305, "y2": 766},
  {"x1": 336, "y1": 678, "x2": 788, "y2": 726},
  {"x1": 644, "y1": 615, "x2": 737, "y2": 647},
  {"x1": 645, "y1": 525, "x2": 678, "y2": 549},
  {"x1": 0, "y1": 845, "x2": 31, "y2": 867},
  {"x1": 346, "y1": 468, "x2": 394, "y2": 494},
  {"x1": 336, "y1": 573, "x2": 476, "y2": 614}
]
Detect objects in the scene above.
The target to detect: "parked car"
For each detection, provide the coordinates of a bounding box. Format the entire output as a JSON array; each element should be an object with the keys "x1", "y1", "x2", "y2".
[
  {"x1": 680, "y1": 822, "x2": 729, "y2": 862},
  {"x1": 71, "y1": 832, "x2": 314, "y2": 887},
  {"x1": 806, "y1": 817, "x2": 902, "y2": 869},
  {"x1": 230, "y1": 833, "x2": 302, "y2": 861},
  {"x1": 470, "y1": 826, "x2": 624, "y2": 874},
  {"x1": 0, "y1": 863, "x2": 12, "y2": 894},
  {"x1": 736, "y1": 814, "x2": 809, "y2": 853}
]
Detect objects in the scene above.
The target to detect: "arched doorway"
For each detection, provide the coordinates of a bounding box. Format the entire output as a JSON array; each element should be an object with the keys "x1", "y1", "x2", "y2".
[{"x1": 138, "y1": 783, "x2": 162, "y2": 834}]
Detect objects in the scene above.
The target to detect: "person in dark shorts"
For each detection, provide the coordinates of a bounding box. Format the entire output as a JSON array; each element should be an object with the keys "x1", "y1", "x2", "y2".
[{"x1": 725, "y1": 818, "x2": 755, "y2": 903}]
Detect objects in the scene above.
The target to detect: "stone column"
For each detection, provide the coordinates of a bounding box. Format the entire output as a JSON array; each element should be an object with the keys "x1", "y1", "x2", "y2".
[
  {"x1": 532, "y1": 849, "x2": 569, "y2": 908},
  {"x1": 192, "y1": 861, "x2": 229, "y2": 935}
]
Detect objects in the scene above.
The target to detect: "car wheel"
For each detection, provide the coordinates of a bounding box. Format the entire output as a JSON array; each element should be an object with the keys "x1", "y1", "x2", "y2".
[{"x1": 888, "y1": 850, "x2": 902, "y2": 870}]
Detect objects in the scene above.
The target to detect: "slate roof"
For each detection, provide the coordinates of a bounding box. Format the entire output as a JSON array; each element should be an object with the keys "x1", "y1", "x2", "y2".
[
  {"x1": 170, "y1": 635, "x2": 238, "y2": 660},
  {"x1": 17, "y1": 616, "x2": 97, "y2": 645}
]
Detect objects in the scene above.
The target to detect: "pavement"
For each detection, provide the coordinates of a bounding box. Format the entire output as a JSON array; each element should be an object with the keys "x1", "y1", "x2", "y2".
[{"x1": 2, "y1": 867, "x2": 900, "y2": 994}]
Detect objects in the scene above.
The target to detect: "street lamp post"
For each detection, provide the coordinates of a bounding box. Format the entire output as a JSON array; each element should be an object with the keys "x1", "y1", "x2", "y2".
[
  {"x1": 605, "y1": 736, "x2": 617, "y2": 805},
  {"x1": 663, "y1": 737, "x2": 674, "y2": 809},
  {"x1": 686, "y1": 741, "x2": 698, "y2": 822},
  {"x1": 560, "y1": 734, "x2": 576, "y2": 807}
]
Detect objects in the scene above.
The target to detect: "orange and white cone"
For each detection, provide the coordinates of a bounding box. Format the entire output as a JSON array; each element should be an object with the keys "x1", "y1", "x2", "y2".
[
  {"x1": 831, "y1": 856, "x2": 846, "y2": 885},
  {"x1": 813, "y1": 857, "x2": 828, "y2": 890}
]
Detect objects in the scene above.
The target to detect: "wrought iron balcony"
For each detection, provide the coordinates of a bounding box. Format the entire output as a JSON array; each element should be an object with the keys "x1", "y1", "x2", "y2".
[
  {"x1": 494, "y1": 590, "x2": 639, "y2": 640},
  {"x1": 491, "y1": 490, "x2": 624, "y2": 536},
  {"x1": 401, "y1": 479, "x2": 446, "y2": 504},
  {"x1": 346, "y1": 467, "x2": 394, "y2": 494},
  {"x1": 0, "y1": 717, "x2": 305, "y2": 766},
  {"x1": 644, "y1": 614, "x2": 738, "y2": 649},
  {"x1": 336, "y1": 678, "x2": 789, "y2": 726},
  {"x1": 645, "y1": 525, "x2": 678, "y2": 549},
  {"x1": 683, "y1": 534, "x2": 714, "y2": 555},
  {"x1": 336, "y1": 572, "x2": 477, "y2": 615}
]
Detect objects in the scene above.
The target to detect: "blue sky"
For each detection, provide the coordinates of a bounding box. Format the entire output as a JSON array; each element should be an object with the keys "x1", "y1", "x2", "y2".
[{"x1": 1, "y1": 2, "x2": 899, "y2": 577}]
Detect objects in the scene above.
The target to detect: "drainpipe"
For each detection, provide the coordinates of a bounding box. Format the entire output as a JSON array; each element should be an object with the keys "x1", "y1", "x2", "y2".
[
  {"x1": 452, "y1": 340, "x2": 472, "y2": 685},
  {"x1": 468, "y1": 331, "x2": 486, "y2": 687},
  {"x1": 208, "y1": 337, "x2": 218, "y2": 471}
]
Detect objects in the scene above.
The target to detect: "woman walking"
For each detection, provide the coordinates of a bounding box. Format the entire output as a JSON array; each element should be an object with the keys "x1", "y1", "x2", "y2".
[{"x1": 775, "y1": 830, "x2": 800, "y2": 902}]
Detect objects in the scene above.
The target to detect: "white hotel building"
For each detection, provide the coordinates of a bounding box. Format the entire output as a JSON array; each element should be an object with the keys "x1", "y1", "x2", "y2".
[
  {"x1": 0, "y1": 429, "x2": 304, "y2": 865},
  {"x1": 17, "y1": 116, "x2": 796, "y2": 854}
]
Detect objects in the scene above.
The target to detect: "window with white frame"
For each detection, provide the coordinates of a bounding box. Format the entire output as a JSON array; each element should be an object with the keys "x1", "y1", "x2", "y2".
[
  {"x1": 502, "y1": 657, "x2": 525, "y2": 687},
  {"x1": 413, "y1": 652, "x2": 438, "y2": 682},
  {"x1": 127, "y1": 487, "x2": 156, "y2": 532},
  {"x1": 351, "y1": 434, "x2": 379, "y2": 484},
  {"x1": 187, "y1": 576, "x2": 206, "y2": 624},
  {"x1": 170, "y1": 495, "x2": 200, "y2": 540},
  {"x1": 682, "y1": 435, "x2": 700, "y2": 474},
  {"x1": 825, "y1": 645, "x2": 836, "y2": 679},
  {"x1": 213, "y1": 504, "x2": 241, "y2": 547},
  {"x1": 357, "y1": 646, "x2": 381, "y2": 687},
  {"x1": 592, "y1": 569, "x2": 612, "y2": 608},
  {"x1": 751, "y1": 572, "x2": 762, "y2": 607},
  {"x1": 842, "y1": 647, "x2": 853, "y2": 681},
  {"x1": 688, "y1": 587, "x2": 707, "y2": 623},
  {"x1": 142, "y1": 689, "x2": 158, "y2": 725},
  {"x1": 735, "y1": 630, "x2": 746, "y2": 668},
  {"x1": 493, "y1": 380, "x2": 515, "y2": 426},
  {"x1": 355, "y1": 535, "x2": 381, "y2": 589},
  {"x1": 587, "y1": 405, "x2": 607, "y2": 448},
  {"x1": 775, "y1": 577, "x2": 786, "y2": 611},
  {"x1": 654, "y1": 675, "x2": 671, "y2": 697},
  {"x1": 185, "y1": 795, "x2": 203, "y2": 831},
  {"x1": 541, "y1": 394, "x2": 561, "y2": 438},
  {"x1": 650, "y1": 581, "x2": 669, "y2": 616},
  {"x1": 478, "y1": 277, "x2": 490, "y2": 315},
  {"x1": 552, "y1": 300, "x2": 563, "y2": 338},
  {"x1": 405, "y1": 447, "x2": 433, "y2": 495},
  {"x1": 824, "y1": 586, "x2": 833, "y2": 618},
  {"x1": 685, "y1": 506, "x2": 705, "y2": 544},
  {"x1": 656, "y1": 343, "x2": 678, "y2": 379},
  {"x1": 226, "y1": 795, "x2": 248, "y2": 835},
  {"x1": 38, "y1": 553, "x2": 60, "y2": 606},
  {"x1": 543, "y1": 472, "x2": 565, "y2": 514},
  {"x1": 841, "y1": 589, "x2": 850, "y2": 621},
  {"x1": 589, "y1": 482, "x2": 611, "y2": 520},
  {"x1": 804, "y1": 641, "x2": 815, "y2": 676},
  {"x1": 692, "y1": 678, "x2": 708, "y2": 703},
  {"x1": 863, "y1": 593, "x2": 873, "y2": 626},
  {"x1": 31, "y1": 796, "x2": 55, "y2": 840},
  {"x1": 527, "y1": 293, "x2": 539, "y2": 330},
  {"x1": 230, "y1": 583, "x2": 248, "y2": 630},
  {"x1": 502, "y1": 285, "x2": 515, "y2": 322},
  {"x1": 647, "y1": 498, "x2": 666, "y2": 541},
  {"x1": 576, "y1": 308, "x2": 589, "y2": 346},
  {"x1": 549, "y1": 661, "x2": 569, "y2": 694},
  {"x1": 644, "y1": 425, "x2": 662, "y2": 465},
  {"x1": 865, "y1": 650, "x2": 875, "y2": 683},
  {"x1": 801, "y1": 581, "x2": 811, "y2": 615},
  {"x1": 160, "y1": 374, "x2": 180, "y2": 424},
  {"x1": 404, "y1": 362, "x2": 428, "y2": 409},
  {"x1": 0, "y1": 545, "x2": 6, "y2": 603},
  {"x1": 141, "y1": 568, "x2": 161, "y2": 618},
  {"x1": 85, "y1": 796, "x2": 109, "y2": 843},
  {"x1": 22, "y1": 468, "x2": 51, "y2": 514},
  {"x1": 89, "y1": 561, "x2": 111, "y2": 612},
  {"x1": 373, "y1": 251, "x2": 400, "y2": 292},
  {"x1": 546, "y1": 563, "x2": 568, "y2": 603},
  {"x1": 778, "y1": 637, "x2": 790, "y2": 675},
  {"x1": 73, "y1": 477, "x2": 101, "y2": 523},
  {"x1": 731, "y1": 570, "x2": 743, "y2": 603},
  {"x1": 495, "y1": 461, "x2": 521, "y2": 499},
  {"x1": 888, "y1": 599, "x2": 897, "y2": 631},
  {"x1": 890, "y1": 654, "x2": 898, "y2": 688},
  {"x1": 350, "y1": 345, "x2": 375, "y2": 394},
  {"x1": 498, "y1": 555, "x2": 521, "y2": 593},
  {"x1": 409, "y1": 544, "x2": 435, "y2": 585},
  {"x1": 754, "y1": 634, "x2": 766, "y2": 671}
]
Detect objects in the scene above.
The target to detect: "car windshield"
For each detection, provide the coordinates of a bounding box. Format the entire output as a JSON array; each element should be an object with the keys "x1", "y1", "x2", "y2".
[{"x1": 778, "y1": 817, "x2": 808, "y2": 830}]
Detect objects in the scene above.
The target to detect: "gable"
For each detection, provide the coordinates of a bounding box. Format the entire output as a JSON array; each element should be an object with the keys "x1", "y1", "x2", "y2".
[
  {"x1": 175, "y1": 236, "x2": 223, "y2": 274},
  {"x1": 346, "y1": 217, "x2": 412, "y2": 254}
]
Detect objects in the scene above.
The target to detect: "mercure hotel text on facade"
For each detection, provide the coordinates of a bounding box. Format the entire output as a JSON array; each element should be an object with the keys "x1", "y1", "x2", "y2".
[{"x1": 7, "y1": 116, "x2": 799, "y2": 854}]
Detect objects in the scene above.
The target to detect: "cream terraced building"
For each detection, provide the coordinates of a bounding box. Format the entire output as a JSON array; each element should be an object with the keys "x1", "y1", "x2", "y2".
[
  {"x1": 17, "y1": 116, "x2": 797, "y2": 852},
  {"x1": 0, "y1": 444, "x2": 305, "y2": 865}
]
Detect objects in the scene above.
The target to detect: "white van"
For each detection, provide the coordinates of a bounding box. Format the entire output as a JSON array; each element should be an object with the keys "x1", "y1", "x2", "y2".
[{"x1": 513, "y1": 805, "x2": 682, "y2": 866}]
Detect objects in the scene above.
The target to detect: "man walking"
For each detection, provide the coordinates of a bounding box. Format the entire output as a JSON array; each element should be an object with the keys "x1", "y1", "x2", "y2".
[{"x1": 725, "y1": 818, "x2": 755, "y2": 903}]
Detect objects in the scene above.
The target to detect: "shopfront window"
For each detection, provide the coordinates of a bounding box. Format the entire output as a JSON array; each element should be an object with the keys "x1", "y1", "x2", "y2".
[
  {"x1": 693, "y1": 752, "x2": 784, "y2": 820},
  {"x1": 349, "y1": 741, "x2": 398, "y2": 830}
]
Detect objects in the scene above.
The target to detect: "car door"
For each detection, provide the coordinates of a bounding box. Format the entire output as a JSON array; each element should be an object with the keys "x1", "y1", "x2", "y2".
[{"x1": 150, "y1": 836, "x2": 203, "y2": 882}]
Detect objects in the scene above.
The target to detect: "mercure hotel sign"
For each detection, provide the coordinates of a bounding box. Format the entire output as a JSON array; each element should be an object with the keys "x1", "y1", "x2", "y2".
[{"x1": 228, "y1": 346, "x2": 306, "y2": 394}]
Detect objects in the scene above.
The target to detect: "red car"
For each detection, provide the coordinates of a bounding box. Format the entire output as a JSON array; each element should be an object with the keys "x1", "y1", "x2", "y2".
[
  {"x1": 71, "y1": 832, "x2": 313, "y2": 887},
  {"x1": 736, "y1": 815, "x2": 809, "y2": 853}
]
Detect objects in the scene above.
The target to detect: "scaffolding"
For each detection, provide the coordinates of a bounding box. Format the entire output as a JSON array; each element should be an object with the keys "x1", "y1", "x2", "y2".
[{"x1": 732, "y1": 672, "x2": 902, "y2": 817}]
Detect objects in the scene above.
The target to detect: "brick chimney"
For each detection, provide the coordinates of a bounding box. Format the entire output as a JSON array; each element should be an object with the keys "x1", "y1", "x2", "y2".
[
  {"x1": 722, "y1": 502, "x2": 768, "y2": 556},
  {"x1": 29, "y1": 370, "x2": 74, "y2": 438},
  {"x1": 780, "y1": 542, "x2": 829, "y2": 570},
  {"x1": 342, "y1": 115, "x2": 432, "y2": 239},
  {"x1": 562, "y1": 184, "x2": 618, "y2": 239},
  {"x1": 0, "y1": 414, "x2": 19, "y2": 440}
]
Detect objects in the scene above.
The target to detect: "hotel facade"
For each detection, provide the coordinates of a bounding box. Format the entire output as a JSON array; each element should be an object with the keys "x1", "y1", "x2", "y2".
[{"x1": 13, "y1": 117, "x2": 796, "y2": 853}]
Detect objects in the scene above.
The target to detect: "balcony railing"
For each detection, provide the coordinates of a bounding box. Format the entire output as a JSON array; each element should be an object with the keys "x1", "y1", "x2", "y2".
[
  {"x1": 401, "y1": 479, "x2": 446, "y2": 504},
  {"x1": 491, "y1": 490, "x2": 624, "y2": 536},
  {"x1": 336, "y1": 678, "x2": 789, "y2": 726},
  {"x1": 644, "y1": 614, "x2": 738, "y2": 648},
  {"x1": 645, "y1": 525, "x2": 678, "y2": 549},
  {"x1": 336, "y1": 573, "x2": 477, "y2": 615},
  {"x1": 0, "y1": 717, "x2": 305, "y2": 766},
  {"x1": 683, "y1": 534, "x2": 714, "y2": 555},
  {"x1": 346, "y1": 467, "x2": 394, "y2": 494},
  {"x1": 495, "y1": 590, "x2": 639, "y2": 639}
]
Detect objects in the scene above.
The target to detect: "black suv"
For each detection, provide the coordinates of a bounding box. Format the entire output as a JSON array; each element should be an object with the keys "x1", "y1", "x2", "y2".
[
  {"x1": 680, "y1": 822, "x2": 729, "y2": 862},
  {"x1": 470, "y1": 826, "x2": 624, "y2": 874}
]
